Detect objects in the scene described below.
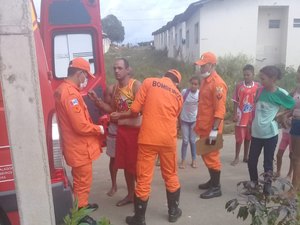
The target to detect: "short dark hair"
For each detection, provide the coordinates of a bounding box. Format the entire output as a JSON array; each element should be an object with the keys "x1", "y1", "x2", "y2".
[
  {"x1": 189, "y1": 76, "x2": 200, "y2": 83},
  {"x1": 164, "y1": 72, "x2": 179, "y2": 83},
  {"x1": 115, "y1": 58, "x2": 129, "y2": 69},
  {"x1": 243, "y1": 64, "x2": 254, "y2": 74},
  {"x1": 67, "y1": 67, "x2": 82, "y2": 77},
  {"x1": 260, "y1": 65, "x2": 282, "y2": 80}
]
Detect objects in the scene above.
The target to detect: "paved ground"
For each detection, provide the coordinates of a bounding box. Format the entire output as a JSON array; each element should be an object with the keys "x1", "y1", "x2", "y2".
[{"x1": 80, "y1": 134, "x2": 290, "y2": 225}]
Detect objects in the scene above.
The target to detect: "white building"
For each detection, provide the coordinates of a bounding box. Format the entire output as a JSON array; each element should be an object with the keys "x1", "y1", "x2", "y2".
[
  {"x1": 102, "y1": 33, "x2": 111, "y2": 54},
  {"x1": 152, "y1": 0, "x2": 300, "y2": 68}
]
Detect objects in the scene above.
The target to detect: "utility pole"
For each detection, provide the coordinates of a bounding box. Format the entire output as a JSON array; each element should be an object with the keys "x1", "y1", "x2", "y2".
[{"x1": 0, "y1": 1, "x2": 55, "y2": 225}]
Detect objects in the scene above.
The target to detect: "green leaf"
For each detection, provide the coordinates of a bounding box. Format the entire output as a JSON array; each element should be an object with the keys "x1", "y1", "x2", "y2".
[
  {"x1": 225, "y1": 199, "x2": 239, "y2": 212},
  {"x1": 267, "y1": 208, "x2": 279, "y2": 225},
  {"x1": 237, "y1": 206, "x2": 248, "y2": 221}
]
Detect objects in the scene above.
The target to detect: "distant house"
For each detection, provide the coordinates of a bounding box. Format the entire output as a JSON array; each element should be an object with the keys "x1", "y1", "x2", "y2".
[
  {"x1": 152, "y1": 0, "x2": 300, "y2": 68},
  {"x1": 102, "y1": 33, "x2": 111, "y2": 53}
]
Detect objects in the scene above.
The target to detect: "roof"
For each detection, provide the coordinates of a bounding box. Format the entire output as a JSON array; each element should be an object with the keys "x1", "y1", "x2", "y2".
[{"x1": 152, "y1": 0, "x2": 212, "y2": 35}]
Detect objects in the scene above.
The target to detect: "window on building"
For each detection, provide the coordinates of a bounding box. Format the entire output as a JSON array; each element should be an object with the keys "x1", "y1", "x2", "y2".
[
  {"x1": 195, "y1": 23, "x2": 199, "y2": 44},
  {"x1": 294, "y1": 18, "x2": 300, "y2": 28},
  {"x1": 186, "y1": 30, "x2": 190, "y2": 48},
  {"x1": 175, "y1": 33, "x2": 178, "y2": 46},
  {"x1": 269, "y1": 20, "x2": 280, "y2": 29}
]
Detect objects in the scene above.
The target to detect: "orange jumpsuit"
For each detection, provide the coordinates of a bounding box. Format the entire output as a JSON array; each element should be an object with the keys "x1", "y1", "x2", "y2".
[
  {"x1": 130, "y1": 77, "x2": 183, "y2": 200},
  {"x1": 54, "y1": 80, "x2": 101, "y2": 207},
  {"x1": 194, "y1": 71, "x2": 227, "y2": 171}
]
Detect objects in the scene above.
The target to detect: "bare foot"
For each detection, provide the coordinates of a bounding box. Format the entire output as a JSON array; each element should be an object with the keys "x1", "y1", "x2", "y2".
[
  {"x1": 191, "y1": 161, "x2": 197, "y2": 168},
  {"x1": 230, "y1": 159, "x2": 239, "y2": 166},
  {"x1": 179, "y1": 161, "x2": 186, "y2": 169},
  {"x1": 106, "y1": 187, "x2": 117, "y2": 197},
  {"x1": 116, "y1": 195, "x2": 133, "y2": 207}
]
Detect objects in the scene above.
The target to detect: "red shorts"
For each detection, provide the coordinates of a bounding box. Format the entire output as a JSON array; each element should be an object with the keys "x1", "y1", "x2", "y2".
[
  {"x1": 235, "y1": 126, "x2": 251, "y2": 144},
  {"x1": 115, "y1": 125, "x2": 140, "y2": 174},
  {"x1": 278, "y1": 132, "x2": 291, "y2": 153}
]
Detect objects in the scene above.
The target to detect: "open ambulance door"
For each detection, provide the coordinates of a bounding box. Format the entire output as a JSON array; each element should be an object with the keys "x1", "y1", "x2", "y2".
[{"x1": 40, "y1": 0, "x2": 106, "y2": 123}]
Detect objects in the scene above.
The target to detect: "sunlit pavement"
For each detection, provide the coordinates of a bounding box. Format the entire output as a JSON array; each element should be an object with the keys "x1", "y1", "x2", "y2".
[{"x1": 81, "y1": 133, "x2": 289, "y2": 225}]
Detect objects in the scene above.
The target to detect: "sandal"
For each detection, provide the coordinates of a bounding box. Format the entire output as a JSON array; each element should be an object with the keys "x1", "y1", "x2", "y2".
[{"x1": 191, "y1": 161, "x2": 197, "y2": 168}]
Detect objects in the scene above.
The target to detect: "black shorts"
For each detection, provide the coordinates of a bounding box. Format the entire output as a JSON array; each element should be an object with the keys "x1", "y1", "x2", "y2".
[{"x1": 290, "y1": 119, "x2": 300, "y2": 136}]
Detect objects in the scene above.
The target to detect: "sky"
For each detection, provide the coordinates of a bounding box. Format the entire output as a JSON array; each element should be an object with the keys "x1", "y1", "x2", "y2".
[
  {"x1": 33, "y1": 0, "x2": 197, "y2": 44},
  {"x1": 100, "y1": 0, "x2": 197, "y2": 44}
]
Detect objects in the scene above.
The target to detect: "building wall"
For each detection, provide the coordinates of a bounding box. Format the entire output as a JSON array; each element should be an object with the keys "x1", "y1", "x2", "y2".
[
  {"x1": 184, "y1": 8, "x2": 201, "y2": 62},
  {"x1": 102, "y1": 37, "x2": 111, "y2": 54},
  {"x1": 284, "y1": 0, "x2": 300, "y2": 68},
  {"x1": 153, "y1": 0, "x2": 300, "y2": 68},
  {"x1": 256, "y1": 6, "x2": 289, "y2": 67},
  {"x1": 198, "y1": 0, "x2": 258, "y2": 61}
]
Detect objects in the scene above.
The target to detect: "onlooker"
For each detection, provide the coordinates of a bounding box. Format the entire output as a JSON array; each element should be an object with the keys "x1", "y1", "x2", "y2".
[
  {"x1": 291, "y1": 66, "x2": 300, "y2": 193},
  {"x1": 111, "y1": 69, "x2": 183, "y2": 224},
  {"x1": 248, "y1": 65, "x2": 295, "y2": 195},
  {"x1": 179, "y1": 76, "x2": 200, "y2": 169},
  {"x1": 194, "y1": 52, "x2": 228, "y2": 199},
  {"x1": 284, "y1": 65, "x2": 300, "y2": 194},
  {"x1": 54, "y1": 58, "x2": 104, "y2": 224},
  {"x1": 275, "y1": 122, "x2": 293, "y2": 179},
  {"x1": 231, "y1": 64, "x2": 259, "y2": 166}
]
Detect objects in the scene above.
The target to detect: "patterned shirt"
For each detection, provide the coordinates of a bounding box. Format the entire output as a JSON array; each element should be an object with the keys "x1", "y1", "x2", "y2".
[{"x1": 232, "y1": 81, "x2": 260, "y2": 126}]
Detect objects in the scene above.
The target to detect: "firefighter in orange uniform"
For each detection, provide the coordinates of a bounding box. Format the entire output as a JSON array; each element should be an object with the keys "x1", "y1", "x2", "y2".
[
  {"x1": 194, "y1": 52, "x2": 227, "y2": 199},
  {"x1": 111, "y1": 69, "x2": 183, "y2": 225},
  {"x1": 54, "y1": 58, "x2": 104, "y2": 224}
]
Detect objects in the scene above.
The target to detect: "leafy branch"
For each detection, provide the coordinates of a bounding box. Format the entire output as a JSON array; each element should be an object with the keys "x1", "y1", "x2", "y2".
[{"x1": 225, "y1": 172, "x2": 298, "y2": 225}]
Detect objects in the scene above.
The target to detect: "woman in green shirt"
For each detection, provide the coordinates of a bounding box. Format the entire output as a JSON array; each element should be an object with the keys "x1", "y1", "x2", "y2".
[{"x1": 248, "y1": 66, "x2": 295, "y2": 195}]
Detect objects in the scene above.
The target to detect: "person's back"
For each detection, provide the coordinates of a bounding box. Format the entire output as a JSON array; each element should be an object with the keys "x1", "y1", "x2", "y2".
[{"x1": 137, "y1": 76, "x2": 182, "y2": 147}]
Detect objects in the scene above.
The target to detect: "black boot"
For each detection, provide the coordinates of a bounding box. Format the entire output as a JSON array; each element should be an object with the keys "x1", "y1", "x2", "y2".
[
  {"x1": 125, "y1": 195, "x2": 148, "y2": 225},
  {"x1": 200, "y1": 170, "x2": 222, "y2": 199},
  {"x1": 198, "y1": 169, "x2": 213, "y2": 189},
  {"x1": 166, "y1": 188, "x2": 182, "y2": 223}
]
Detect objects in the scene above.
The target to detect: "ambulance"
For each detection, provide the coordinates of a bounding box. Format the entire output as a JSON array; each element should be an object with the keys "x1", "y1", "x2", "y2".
[{"x1": 0, "y1": 0, "x2": 106, "y2": 224}]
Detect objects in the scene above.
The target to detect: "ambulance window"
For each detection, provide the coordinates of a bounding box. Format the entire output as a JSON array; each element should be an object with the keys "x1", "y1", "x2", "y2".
[{"x1": 53, "y1": 33, "x2": 95, "y2": 78}]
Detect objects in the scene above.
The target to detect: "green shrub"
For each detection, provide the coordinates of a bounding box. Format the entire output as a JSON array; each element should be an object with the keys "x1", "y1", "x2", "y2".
[{"x1": 225, "y1": 172, "x2": 298, "y2": 225}]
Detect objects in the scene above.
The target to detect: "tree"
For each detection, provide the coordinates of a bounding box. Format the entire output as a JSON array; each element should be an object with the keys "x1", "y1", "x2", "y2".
[{"x1": 102, "y1": 14, "x2": 125, "y2": 43}]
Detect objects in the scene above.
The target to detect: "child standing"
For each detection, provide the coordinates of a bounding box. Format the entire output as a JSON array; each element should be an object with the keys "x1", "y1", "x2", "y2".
[
  {"x1": 248, "y1": 66, "x2": 295, "y2": 195},
  {"x1": 231, "y1": 64, "x2": 259, "y2": 166},
  {"x1": 179, "y1": 76, "x2": 200, "y2": 169}
]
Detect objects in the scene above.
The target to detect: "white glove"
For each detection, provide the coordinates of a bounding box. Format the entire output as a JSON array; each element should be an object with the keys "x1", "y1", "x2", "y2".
[
  {"x1": 209, "y1": 129, "x2": 218, "y2": 144},
  {"x1": 99, "y1": 125, "x2": 104, "y2": 135}
]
